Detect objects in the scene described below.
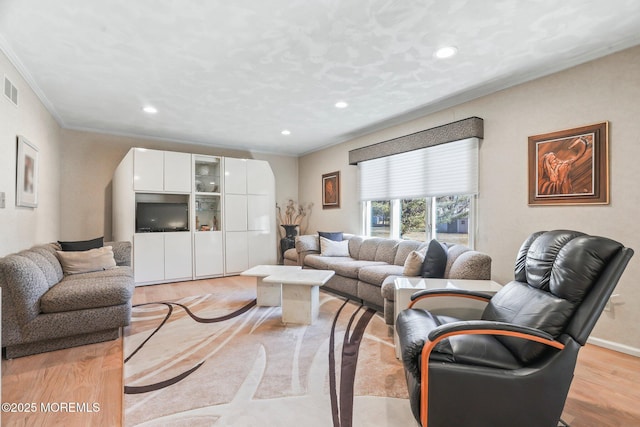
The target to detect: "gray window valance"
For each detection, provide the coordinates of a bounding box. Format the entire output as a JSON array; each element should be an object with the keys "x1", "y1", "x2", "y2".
[{"x1": 348, "y1": 116, "x2": 483, "y2": 165}]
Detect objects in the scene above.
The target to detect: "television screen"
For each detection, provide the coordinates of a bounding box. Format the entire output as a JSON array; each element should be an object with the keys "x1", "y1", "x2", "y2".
[{"x1": 136, "y1": 202, "x2": 189, "y2": 232}]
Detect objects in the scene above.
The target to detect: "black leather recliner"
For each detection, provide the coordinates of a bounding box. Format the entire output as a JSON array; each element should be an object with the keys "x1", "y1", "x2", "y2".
[{"x1": 396, "y1": 230, "x2": 634, "y2": 427}]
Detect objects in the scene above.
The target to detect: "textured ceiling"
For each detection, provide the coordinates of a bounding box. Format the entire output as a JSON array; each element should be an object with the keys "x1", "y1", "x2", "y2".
[{"x1": 1, "y1": 0, "x2": 639, "y2": 156}]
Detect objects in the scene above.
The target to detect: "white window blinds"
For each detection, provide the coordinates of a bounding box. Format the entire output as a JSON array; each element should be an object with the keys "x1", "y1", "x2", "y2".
[{"x1": 358, "y1": 137, "x2": 478, "y2": 201}]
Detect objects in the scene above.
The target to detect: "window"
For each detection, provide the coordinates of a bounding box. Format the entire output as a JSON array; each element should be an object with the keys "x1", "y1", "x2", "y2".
[
  {"x1": 364, "y1": 195, "x2": 474, "y2": 247},
  {"x1": 358, "y1": 137, "x2": 479, "y2": 247},
  {"x1": 369, "y1": 200, "x2": 391, "y2": 238},
  {"x1": 400, "y1": 198, "x2": 427, "y2": 241}
]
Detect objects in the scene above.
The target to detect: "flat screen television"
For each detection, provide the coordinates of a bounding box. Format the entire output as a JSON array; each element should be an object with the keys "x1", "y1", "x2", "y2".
[{"x1": 136, "y1": 202, "x2": 189, "y2": 232}]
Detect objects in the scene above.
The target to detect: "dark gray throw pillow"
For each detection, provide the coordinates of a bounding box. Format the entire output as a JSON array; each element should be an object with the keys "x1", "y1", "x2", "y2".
[
  {"x1": 421, "y1": 239, "x2": 448, "y2": 278},
  {"x1": 58, "y1": 236, "x2": 104, "y2": 252},
  {"x1": 318, "y1": 231, "x2": 343, "y2": 241}
]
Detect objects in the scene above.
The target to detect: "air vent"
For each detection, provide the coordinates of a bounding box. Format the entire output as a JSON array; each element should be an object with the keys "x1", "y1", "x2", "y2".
[{"x1": 4, "y1": 76, "x2": 18, "y2": 106}]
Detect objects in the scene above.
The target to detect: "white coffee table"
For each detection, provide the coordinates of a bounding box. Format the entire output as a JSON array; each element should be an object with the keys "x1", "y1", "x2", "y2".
[
  {"x1": 263, "y1": 269, "x2": 335, "y2": 325},
  {"x1": 394, "y1": 277, "x2": 503, "y2": 358},
  {"x1": 240, "y1": 265, "x2": 302, "y2": 306}
]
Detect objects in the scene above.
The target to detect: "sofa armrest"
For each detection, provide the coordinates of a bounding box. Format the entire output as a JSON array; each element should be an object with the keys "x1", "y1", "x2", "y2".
[
  {"x1": 106, "y1": 241, "x2": 132, "y2": 267},
  {"x1": 448, "y1": 251, "x2": 491, "y2": 280},
  {"x1": 295, "y1": 235, "x2": 320, "y2": 253}
]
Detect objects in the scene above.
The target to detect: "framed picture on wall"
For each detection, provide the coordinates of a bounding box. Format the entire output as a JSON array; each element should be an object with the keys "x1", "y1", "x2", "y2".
[
  {"x1": 16, "y1": 135, "x2": 39, "y2": 208},
  {"x1": 322, "y1": 171, "x2": 340, "y2": 209},
  {"x1": 528, "y1": 122, "x2": 609, "y2": 205}
]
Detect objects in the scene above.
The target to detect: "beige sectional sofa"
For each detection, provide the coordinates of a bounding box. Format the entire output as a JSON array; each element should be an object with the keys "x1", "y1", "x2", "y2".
[
  {"x1": 284, "y1": 234, "x2": 491, "y2": 324},
  {"x1": 1, "y1": 241, "x2": 134, "y2": 358}
]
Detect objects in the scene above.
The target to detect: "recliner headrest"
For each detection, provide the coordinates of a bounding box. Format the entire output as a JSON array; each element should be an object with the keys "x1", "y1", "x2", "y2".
[{"x1": 514, "y1": 230, "x2": 622, "y2": 303}]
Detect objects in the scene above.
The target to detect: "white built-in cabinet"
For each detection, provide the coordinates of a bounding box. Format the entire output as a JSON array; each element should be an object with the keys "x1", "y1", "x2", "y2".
[
  {"x1": 112, "y1": 148, "x2": 276, "y2": 286},
  {"x1": 224, "y1": 158, "x2": 276, "y2": 274},
  {"x1": 133, "y1": 232, "x2": 192, "y2": 283},
  {"x1": 133, "y1": 148, "x2": 191, "y2": 193},
  {"x1": 193, "y1": 155, "x2": 224, "y2": 278}
]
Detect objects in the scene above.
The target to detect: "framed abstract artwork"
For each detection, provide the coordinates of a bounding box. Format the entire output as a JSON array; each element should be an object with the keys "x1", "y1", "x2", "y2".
[
  {"x1": 528, "y1": 122, "x2": 609, "y2": 205},
  {"x1": 322, "y1": 171, "x2": 340, "y2": 209},
  {"x1": 16, "y1": 135, "x2": 39, "y2": 208}
]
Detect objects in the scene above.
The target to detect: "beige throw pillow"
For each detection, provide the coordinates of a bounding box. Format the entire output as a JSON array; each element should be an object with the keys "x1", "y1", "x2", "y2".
[
  {"x1": 403, "y1": 247, "x2": 427, "y2": 276},
  {"x1": 320, "y1": 236, "x2": 350, "y2": 257},
  {"x1": 57, "y1": 246, "x2": 117, "y2": 275}
]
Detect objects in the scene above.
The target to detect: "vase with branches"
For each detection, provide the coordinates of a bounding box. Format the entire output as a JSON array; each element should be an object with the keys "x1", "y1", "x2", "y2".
[{"x1": 276, "y1": 199, "x2": 313, "y2": 238}]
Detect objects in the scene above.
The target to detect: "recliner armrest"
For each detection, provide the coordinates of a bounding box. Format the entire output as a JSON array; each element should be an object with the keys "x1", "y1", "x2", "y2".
[
  {"x1": 427, "y1": 320, "x2": 557, "y2": 343},
  {"x1": 410, "y1": 288, "x2": 493, "y2": 304}
]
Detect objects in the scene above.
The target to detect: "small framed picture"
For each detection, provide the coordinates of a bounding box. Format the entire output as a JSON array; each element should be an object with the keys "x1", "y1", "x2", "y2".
[
  {"x1": 16, "y1": 135, "x2": 39, "y2": 208},
  {"x1": 322, "y1": 171, "x2": 340, "y2": 209},
  {"x1": 528, "y1": 122, "x2": 609, "y2": 205}
]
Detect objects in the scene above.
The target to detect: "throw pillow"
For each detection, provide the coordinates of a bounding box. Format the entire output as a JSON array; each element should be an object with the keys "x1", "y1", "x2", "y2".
[
  {"x1": 58, "y1": 236, "x2": 104, "y2": 252},
  {"x1": 318, "y1": 231, "x2": 343, "y2": 241},
  {"x1": 402, "y1": 247, "x2": 427, "y2": 276},
  {"x1": 320, "y1": 236, "x2": 350, "y2": 257},
  {"x1": 421, "y1": 239, "x2": 448, "y2": 278},
  {"x1": 57, "y1": 246, "x2": 117, "y2": 275}
]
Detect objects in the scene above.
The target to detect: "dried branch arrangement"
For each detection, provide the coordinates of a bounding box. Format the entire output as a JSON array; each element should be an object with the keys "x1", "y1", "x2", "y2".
[{"x1": 276, "y1": 199, "x2": 313, "y2": 225}]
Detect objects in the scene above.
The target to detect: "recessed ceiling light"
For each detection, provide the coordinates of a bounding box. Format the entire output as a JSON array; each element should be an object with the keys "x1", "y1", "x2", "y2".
[
  {"x1": 281, "y1": 129, "x2": 291, "y2": 135},
  {"x1": 335, "y1": 101, "x2": 348, "y2": 109},
  {"x1": 434, "y1": 46, "x2": 458, "y2": 59},
  {"x1": 142, "y1": 106, "x2": 158, "y2": 114}
]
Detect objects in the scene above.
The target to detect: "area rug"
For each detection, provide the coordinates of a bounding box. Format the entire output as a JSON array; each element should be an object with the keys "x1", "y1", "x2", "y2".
[{"x1": 123, "y1": 280, "x2": 415, "y2": 426}]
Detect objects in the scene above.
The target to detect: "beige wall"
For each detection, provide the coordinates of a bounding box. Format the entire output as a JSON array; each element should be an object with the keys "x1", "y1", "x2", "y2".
[
  {"x1": 0, "y1": 50, "x2": 62, "y2": 256},
  {"x1": 3, "y1": 40, "x2": 638, "y2": 353},
  {"x1": 299, "y1": 46, "x2": 640, "y2": 353},
  {"x1": 59, "y1": 129, "x2": 298, "y2": 241}
]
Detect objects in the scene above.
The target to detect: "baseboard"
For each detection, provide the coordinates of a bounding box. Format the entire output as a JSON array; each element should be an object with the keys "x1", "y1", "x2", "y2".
[{"x1": 587, "y1": 337, "x2": 640, "y2": 357}]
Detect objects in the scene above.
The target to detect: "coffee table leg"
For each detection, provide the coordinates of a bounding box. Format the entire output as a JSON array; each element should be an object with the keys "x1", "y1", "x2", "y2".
[
  {"x1": 281, "y1": 284, "x2": 319, "y2": 325},
  {"x1": 256, "y1": 277, "x2": 281, "y2": 306}
]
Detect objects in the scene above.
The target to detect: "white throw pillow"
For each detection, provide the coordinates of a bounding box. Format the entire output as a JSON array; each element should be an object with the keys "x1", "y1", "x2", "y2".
[
  {"x1": 320, "y1": 237, "x2": 350, "y2": 257},
  {"x1": 402, "y1": 247, "x2": 427, "y2": 276},
  {"x1": 57, "y1": 246, "x2": 117, "y2": 275}
]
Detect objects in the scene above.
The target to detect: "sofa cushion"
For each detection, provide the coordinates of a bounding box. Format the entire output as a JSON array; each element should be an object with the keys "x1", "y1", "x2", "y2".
[
  {"x1": 444, "y1": 244, "x2": 471, "y2": 278},
  {"x1": 358, "y1": 238, "x2": 385, "y2": 261},
  {"x1": 394, "y1": 240, "x2": 426, "y2": 266},
  {"x1": 318, "y1": 231, "x2": 343, "y2": 241},
  {"x1": 17, "y1": 251, "x2": 61, "y2": 287},
  {"x1": 56, "y1": 246, "x2": 117, "y2": 275},
  {"x1": 320, "y1": 237, "x2": 350, "y2": 257},
  {"x1": 61, "y1": 265, "x2": 133, "y2": 281},
  {"x1": 332, "y1": 260, "x2": 388, "y2": 279},
  {"x1": 30, "y1": 244, "x2": 65, "y2": 282},
  {"x1": 358, "y1": 264, "x2": 405, "y2": 286},
  {"x1": 304, "y1": 254, "x2": 354, "y2": 270},
  {"x1": 422, "y1": 239, "x2": 448, "y2": 278},
  {"x1": 40, "y1": 272, "x2": 134, "y2": 313},
  {"x1": 348, "y1": 236, "x2": 365, "y2": 259},
  {"x1": 403, "y1": 248, "x2": 427, "y2": 276},
  {"x1": 58, "y1": 236, "x2": 104, "y2": 252},
  {"x1": 374, "y1": 239, "x2": 400, "y2": 263}
]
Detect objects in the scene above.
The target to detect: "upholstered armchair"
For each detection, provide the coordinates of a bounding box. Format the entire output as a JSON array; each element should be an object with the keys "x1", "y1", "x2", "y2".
[{"x1": 396, "y1": 230, "x2": 633, "y2": 427}]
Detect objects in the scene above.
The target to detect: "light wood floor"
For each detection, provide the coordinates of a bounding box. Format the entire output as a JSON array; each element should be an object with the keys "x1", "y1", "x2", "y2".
[{"x1": 2, "y1": 277, "x2": 640, "y2": 426}]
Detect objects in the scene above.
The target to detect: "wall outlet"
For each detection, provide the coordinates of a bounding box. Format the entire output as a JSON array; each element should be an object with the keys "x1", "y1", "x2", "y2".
[{"x1": 0, "y1": 191, "x2": 5, "y2": 208}]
